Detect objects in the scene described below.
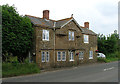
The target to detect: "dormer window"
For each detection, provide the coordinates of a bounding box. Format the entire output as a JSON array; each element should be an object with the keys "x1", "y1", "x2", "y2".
[
  {"x1": 69, "y1": 31, "x2": 74, "y2": 41},
  {"x1": 84, "y1": 35, "x2": 89, "y2": 43},
  {"x1": 42, "y1": 29, "x2": 49, "y2": 41}
]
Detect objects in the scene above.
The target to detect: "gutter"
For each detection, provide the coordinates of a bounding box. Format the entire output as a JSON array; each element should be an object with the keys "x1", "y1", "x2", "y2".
[{"x1": 53, "y1": 22, "x2": 56, "y2": 65}]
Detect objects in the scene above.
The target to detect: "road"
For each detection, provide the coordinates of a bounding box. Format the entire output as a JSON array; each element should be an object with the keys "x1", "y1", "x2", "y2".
[{"x1": 2, "y1": 61, "x2": 118, "y2": 82}]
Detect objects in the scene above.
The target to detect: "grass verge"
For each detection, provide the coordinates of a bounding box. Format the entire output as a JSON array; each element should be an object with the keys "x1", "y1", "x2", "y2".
[
  {"x1": 97, "y1": 51, "x2": 120, "y2": 63},
  {"x1": 2, "y1": 63, "x2": 40, "y2": 78}
]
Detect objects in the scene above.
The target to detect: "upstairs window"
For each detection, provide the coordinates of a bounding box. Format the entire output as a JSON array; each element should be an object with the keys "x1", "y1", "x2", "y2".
[
  {"x1": 43, "y1": 29, "x2": 49, "y2": 41},
  {"x1": 84, "y1": 35, "x2": 89, "y2": 43},
  {"x1": 69, "y1": 31, "x2": 74, "y2": 41}
]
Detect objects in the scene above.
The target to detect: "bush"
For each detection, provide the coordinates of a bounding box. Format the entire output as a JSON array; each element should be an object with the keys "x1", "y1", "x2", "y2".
[
  {"x1": 97, "y1": 58, "x2": 110, "y2": 63},
  {"x1": 2, "y1": 63, "x2": 40, "y2": 77}
]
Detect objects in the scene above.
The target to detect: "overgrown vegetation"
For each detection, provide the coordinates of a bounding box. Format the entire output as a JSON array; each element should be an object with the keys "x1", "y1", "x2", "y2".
[
  {"x1": 2, "y1": 62, "x2": 40, "y2": 77},
  {"x1": 1, "y1": 4, "x2": 40, "y2": 78},
  {"x1": 97, "y1": 30, "x2": 120, "y2": 62},
  {"x1": 2, "y1": 57, "x2": 40, "y2": 77}
]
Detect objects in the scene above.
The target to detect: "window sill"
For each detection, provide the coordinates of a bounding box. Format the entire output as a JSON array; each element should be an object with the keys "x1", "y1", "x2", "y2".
[
  {"x1": 84, "y1": 42, "x2": 89, "y2": 44},
  {"x1": 79, "y1": 58, "x2": 83, "y2": 60},
  {"x1": 69, "y1": 60, "x2": 74, "y2": 61},
  {"x1": 62, "y1": 60, "x2": 66, "y2": 61},
  {"x1": 89, "y1": 57, "x2": 93, "y2": 59},
  {"x1": 42, "y1": 40, "x2": 49, "y2": 41}
]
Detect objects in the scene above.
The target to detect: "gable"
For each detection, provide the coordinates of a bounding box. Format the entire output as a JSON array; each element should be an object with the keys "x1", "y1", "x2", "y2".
[{"x1": 62, "y1": 20, "x2": 83, "y2": 32}]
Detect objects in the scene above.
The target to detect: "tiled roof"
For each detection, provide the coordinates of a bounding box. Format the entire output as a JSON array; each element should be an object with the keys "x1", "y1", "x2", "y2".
[
  {"x1": 26, "y1": 15, "x2": 54, "y2": 28},
  {"x1": 55, "y1": 17, "x2": 72, "y2": 28},
  {"x1": 26, "y1": 15, "x2": 72, "y2": 28},
  {"x1": 26, "y1": 15, "x2": 97, "y2": 35},
  {"x1": 81, "y1": 28, "x2": 97, "y2": 35}
]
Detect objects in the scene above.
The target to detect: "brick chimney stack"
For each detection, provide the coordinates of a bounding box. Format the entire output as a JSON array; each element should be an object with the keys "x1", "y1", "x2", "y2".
[
  {"x1": 43, "y1": 10, "x2": 49, "y2": 20},
  {"x1": 84, "y1": 22, "x2": 89, "y2": 29}
]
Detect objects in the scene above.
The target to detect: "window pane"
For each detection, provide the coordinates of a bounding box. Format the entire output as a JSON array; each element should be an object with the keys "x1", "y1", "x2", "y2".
[
  {"x1": 70, "y1": 52, "x2": 74, "y2": 61},
  {"x1": 72, "y1": 52, "x2": 74, "y2": 60},
  {"x1": 79, "y1": 52, "x2": 84, "y2": 59},
  {"x1": 89, "y1": 51, "x2": 93, "y2": 59},
  {"x1": 42, "y1": 30, "x2": 49, "y2": 41},
  {"x1": 84, "y1": 35, "x2": 89, "y2": 43},
  {"x1": 57, "y1": 52, "x2": 61, "y2": 61},
  {"x1": 43, "y1": 30, "x2": 45, "y2": 40},
  {"x1": 69, "y1": 52, "x2": 71, "y2": 60},
  {"x1": 46, "y1": 30, "x2": 49, "y2": 40},
  {"x1": 46, "y1": 52, "x2": 49, "y2": 62},
  {"x1": 42, "y1": 52, "x2": 45, "y2": 62},
  {"x1": 72, "y1": 32, "x2": 74, "y2": 40},
  {"x1": 69, "y1": 31, "x2": 71, "y2": 40},
  {"x1": 62, "y1": 52, "x2": 66, "y2": 61}
]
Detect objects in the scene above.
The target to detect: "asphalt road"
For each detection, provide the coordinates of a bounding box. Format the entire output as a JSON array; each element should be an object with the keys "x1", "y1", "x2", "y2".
[{"x1": 2, "y1": 61, "x2": 118, "y2": 82}]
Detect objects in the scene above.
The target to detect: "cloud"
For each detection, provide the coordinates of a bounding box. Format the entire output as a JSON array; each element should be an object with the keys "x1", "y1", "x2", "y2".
[{"x1": 0, "y1": 0, "x2": 119, "y2": 35}]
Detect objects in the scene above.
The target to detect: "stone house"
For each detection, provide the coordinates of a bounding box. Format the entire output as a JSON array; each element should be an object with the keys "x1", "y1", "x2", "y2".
[{"x1": 26, "y1": 10, "x2": 97, "y2": 68}]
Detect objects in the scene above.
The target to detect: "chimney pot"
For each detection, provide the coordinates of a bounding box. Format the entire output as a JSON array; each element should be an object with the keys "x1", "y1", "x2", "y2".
[
  {"x1": 84, "y1": 22, "x2": 89, "y2": 29},
  {"x1": 43, "y1": 10, "x2": 49, "y2": 20}
]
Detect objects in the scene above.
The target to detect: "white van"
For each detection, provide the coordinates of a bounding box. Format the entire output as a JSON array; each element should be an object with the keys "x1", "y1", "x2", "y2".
[{"x1": 97, "y1": 53, "x2": 106, "y2": 58}]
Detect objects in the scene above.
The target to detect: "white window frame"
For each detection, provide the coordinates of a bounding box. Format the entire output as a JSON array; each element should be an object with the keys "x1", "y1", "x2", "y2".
[
  {"x1": 57, "y1": 51, "x2": 66, "y2": 61},
  {"x1": 79, "y1": 51, "x2": 84, "y2": 60},
  {"x1": 46, "y1": 52, "x2": 49, "y2": 62},
  {"x1": 69, "y1": 31, "x2": 74, "y2": 41},
  {"x1": 89, "y1": 51, "x2": 93, "y2": 59},
  {"x1": 41, "y1": 51, "x2": 50, "y2": 62},
  {"x1": 69, "y1": 51, "x2": 74, "y2": 61},
  {"x1": 41, "y1": 51, "x2": 45, "y2": 62},
  {"x1": 42, "y1": 29, "x2": 49, "y2": 41},
  {"x1": 84, "y1": 35, "x2": 89, "y2": 43},
  {"x1": 62, "y1": 52, "x2": 66, "y2": 61}
]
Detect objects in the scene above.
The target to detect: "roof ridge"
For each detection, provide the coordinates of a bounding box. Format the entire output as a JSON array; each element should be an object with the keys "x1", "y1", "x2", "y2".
[
  {"x1": 25, "y1": 14, "x2": 42, "y2": 19},
  {"x1": 25, "y1": 14, "x2": 73, "y2": 22},
  {"x1": 25, "y1": 14, "x2": 57, "y2": 22},
  {"x1": 56, "y1": 17, "x2": 73, "y2": 22}
]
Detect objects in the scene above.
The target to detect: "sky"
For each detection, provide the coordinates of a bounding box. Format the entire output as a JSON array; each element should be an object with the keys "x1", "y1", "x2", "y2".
[{"x1": 0, "y1": 0, "x2": 119, "y2": 36}]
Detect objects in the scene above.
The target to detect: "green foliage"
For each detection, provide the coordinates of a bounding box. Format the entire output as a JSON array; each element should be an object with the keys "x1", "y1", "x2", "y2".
[
  {"x1": 2, "y1": 4, "x2": 33, "y2": 61},
  {"x1": 97, "y1": 58, "x2": 110, "y2": 63},
  {"x1": 97, "y1": 31, "x2": 119, "y2": 55},
  {"x1": 2, "y1": 62, "x2": 40, "y2": 77},
  {"x1": 106, "y1": 51, "x2": 120, "y2": 58},
  {"x1": 97, "y1": 51, "x2": 119, "y2": 63},
  {"x1": 9, "y1": 56, "x2": 18, "y2": 63},
  {"x1": 97, "y1": 31, "x2": 119, "y2": 63}
]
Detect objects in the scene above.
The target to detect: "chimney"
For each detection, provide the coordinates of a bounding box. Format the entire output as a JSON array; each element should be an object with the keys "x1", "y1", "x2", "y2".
[
  {"x1": 84, "y1": 22, "x2": 89, "y2": 29},
  {"x1": 43, "y1": 10, "x2": 49, "y2": 20}
]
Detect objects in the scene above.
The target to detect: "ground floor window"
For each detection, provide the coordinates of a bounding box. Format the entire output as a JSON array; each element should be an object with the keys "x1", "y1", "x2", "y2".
[
  {"x1": 79, "y1": 51, "x2": 84, "y2": 60},
  {"x1": 89, "y1": 51, "x2": 93, "y2": 59},
  {"x1": 57, "y1": 51, "x2": 66, "y2": 61},
  {"x1": 69, "y1": 51, "x2": 74, "y2": 61},
  {"x1": 41, "y1": 51, "x2": 50, "y2": 62}
]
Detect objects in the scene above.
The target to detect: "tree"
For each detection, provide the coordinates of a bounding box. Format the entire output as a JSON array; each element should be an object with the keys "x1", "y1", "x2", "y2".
[
  {"x1": 2, "y1": 4, "x2": 33, "y2": 62},
  {"x1": 97, "y1": 31, "x2": 119, "y2": 55}
]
